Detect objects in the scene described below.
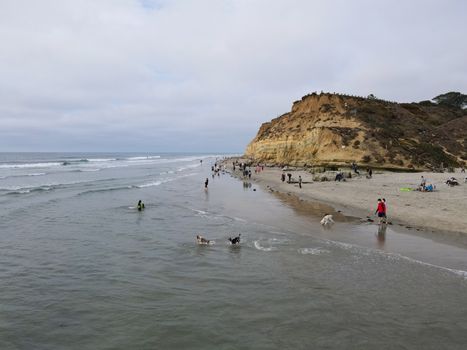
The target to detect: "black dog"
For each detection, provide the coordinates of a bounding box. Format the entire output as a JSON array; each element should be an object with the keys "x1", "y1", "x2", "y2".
[{"x1": 228, "y1": 234, "x2": 241, "y2": 245}]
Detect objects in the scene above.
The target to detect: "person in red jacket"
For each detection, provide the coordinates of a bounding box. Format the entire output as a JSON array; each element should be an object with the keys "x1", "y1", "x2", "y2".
[{"x1": 375, "y1": 198, "x2": 386, "y2": 224}]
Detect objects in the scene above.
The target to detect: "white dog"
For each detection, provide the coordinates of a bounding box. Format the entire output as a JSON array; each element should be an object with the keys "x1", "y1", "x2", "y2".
[{"x1": 320, "y1": 214, "x2": 335, "y2": 226}]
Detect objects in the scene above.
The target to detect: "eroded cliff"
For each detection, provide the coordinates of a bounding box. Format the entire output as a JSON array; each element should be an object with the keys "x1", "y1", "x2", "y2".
[{"x1": 245, "y1": 92, "x2": 467, "y2": 169}]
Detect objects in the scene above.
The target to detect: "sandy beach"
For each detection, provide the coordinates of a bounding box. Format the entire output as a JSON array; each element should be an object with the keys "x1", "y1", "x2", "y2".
[{"x1": 225, "y1": 160, "x2": 467, "y2": 237}]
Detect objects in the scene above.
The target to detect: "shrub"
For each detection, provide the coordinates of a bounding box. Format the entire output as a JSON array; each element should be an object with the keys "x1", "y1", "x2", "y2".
[{"x1": 362, "y1": 155, "x2": 371, "y2": 163}]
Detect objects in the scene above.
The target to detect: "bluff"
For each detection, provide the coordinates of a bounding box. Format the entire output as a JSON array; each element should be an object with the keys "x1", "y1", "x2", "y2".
[{"x1": 245, "y1": 92, "x2": 467, "y2": 170}]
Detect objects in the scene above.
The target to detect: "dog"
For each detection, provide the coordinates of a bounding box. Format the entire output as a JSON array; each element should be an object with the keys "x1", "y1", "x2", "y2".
[
  {"x1": 320, "y1": 214, "x2": 335, "y2": 226},
  {"x1": 196, "y1": 235, "x2": 212, "y2": 245},
  {"x1": 228, "y1": 234, "x2": 241, "y2": 245}
]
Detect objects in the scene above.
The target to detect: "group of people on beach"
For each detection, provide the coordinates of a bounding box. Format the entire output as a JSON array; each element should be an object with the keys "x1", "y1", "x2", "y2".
[
  {"x1": 416, "y1": 176, "x2": 435, "y2": 192},
  {"x1": 211, "y1": 162, "x2": 225, "y2": 178},
  {"x1": 417, "y1": 170, "x2": 466, "y2": 192},
  {"x1": 280, "y1": 171, "x2": 303, "y2": 188},
  {"x1": 205, "y1": 161, "x2": 230, "y2": 188},
  {"x1": 233, "y1": 161, "x2": 256, "y2": 180}
]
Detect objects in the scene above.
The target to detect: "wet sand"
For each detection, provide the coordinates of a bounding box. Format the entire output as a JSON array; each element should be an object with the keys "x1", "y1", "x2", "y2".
[{"x1": 224, "y1": 161, "x2": 467, "y2": 239}]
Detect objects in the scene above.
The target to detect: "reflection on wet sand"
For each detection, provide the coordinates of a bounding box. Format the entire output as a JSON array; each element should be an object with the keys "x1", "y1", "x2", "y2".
[
  {"x1": 376, "y1": 223, "x2": 387, "y2": 248},
  {"x1": 268, "y1": 190, "x2": 356, "y2": 223}
]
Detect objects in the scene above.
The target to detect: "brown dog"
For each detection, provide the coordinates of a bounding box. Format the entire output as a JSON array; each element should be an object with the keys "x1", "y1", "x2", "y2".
[{"x1": 196, "y1": 235, "x2": 212, "y2": 245}]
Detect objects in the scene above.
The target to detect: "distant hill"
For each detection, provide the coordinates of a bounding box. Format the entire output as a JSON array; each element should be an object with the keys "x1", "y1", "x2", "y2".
[{"x1": 245, "y1": 92, "x2": 466, "y2": 170}]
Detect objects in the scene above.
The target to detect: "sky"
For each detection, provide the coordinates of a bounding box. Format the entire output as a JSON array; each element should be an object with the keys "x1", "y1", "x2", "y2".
[{"x1": 0, "y1": 0, "x2": 466, "y2": 152}]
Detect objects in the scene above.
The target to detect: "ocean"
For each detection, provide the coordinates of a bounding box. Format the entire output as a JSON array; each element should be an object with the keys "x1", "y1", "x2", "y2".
[{"x1": 0, "y1": 152, "x2": 466, "y2": 349}]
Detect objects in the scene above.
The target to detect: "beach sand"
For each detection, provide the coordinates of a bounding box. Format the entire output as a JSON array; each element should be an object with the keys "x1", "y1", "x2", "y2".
[{"x1": 225, "y1": 161, "x2": 467, "y2": 237}]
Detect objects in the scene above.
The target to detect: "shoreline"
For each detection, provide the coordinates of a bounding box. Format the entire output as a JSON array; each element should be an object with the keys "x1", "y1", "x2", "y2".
[{"x1": 222, "y1": 158, "x2": 467, "y2": 244}]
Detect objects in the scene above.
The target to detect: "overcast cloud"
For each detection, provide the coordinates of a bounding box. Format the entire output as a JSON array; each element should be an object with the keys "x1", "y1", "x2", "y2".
[{"x1": 0, "y1": 0, "x2": 465, "y2": 152}]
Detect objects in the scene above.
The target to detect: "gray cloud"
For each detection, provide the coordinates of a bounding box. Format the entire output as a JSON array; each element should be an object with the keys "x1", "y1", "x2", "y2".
[{"x1": 0, "y1": 0, "x2": 465, "y2": 151}]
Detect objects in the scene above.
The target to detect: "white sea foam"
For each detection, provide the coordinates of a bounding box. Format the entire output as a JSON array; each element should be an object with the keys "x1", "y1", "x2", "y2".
[
  {"x1": 137, "y1": 173, "x2": 196, "y2": 189},
  {"x1": 127, "y1": 156, "x2": 161, "y2": 161},
  {"x1": 177, "y1": 163, "x2": 201, "y2": 172},
  {"x1": 0, "y1": 173, "x2": 46, "y2": 179},
  {"x1": 324, "y1": 240, "x2": 355, "y2": 250},
  {"x1": 0, "y1": 154, "x2": 222, "y2": 171},
  {"x1": 6, "y1": 186, "x2": 54, "y2": 194},
  {"x1": 0, "y1": 162, "x2": 61, "y2": 169},
  {"x1": 298, "y1": 248, "x2": 330, "y2": 255},
  {"x1": 78, "y1": 168, "x2": 100, "y2": 172},
  {"x1": 253, "y1": 240, "x2": 277, "y2": 252},
  {"x1": 323, "y1": 239, "x2": 467, "y2": 280},
  {"x1": 0, "y1": 180, "x2": 94, "y2": 194},
  {"x1": 192, "y1": 209, "x2": 208, "y2": 215},
  {"x1": 390, "y1": 253, "x2": 467, "y2": 280},
  {"x1": 138, "y1": 181, "x2": 162, "y2": 188},
  {"x1": 87, "y1": 158, "x2": 117, "y2": 162}
]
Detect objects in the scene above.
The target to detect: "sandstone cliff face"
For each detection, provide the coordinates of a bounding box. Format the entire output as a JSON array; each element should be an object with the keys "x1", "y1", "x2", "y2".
[{"x1": 245, "y1": 92, "x2": 466, "y2": 169}]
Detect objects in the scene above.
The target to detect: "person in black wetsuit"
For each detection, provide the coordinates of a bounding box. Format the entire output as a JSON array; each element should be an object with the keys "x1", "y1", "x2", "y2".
[{"x1": 137, "y1": 200, "x2": 145, "y2": 211}]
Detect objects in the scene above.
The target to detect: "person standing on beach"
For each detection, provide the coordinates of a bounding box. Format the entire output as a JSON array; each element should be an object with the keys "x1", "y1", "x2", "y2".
[
  {"x1": 382, "y1": 198, "x2": 387, "y2": 222},
  {"x1": 205, "y1": 178, "x2": 209, "y2": 189},
  {"x1": 420, "y1": 176, "x2": 427, "y2": 191},
  {"x1": 375, "y1": 198, "x2": 386, "y2": 224},
  {"x1": 287, "y1": 173, "x2": 292, "y2": 183},
  {"x1": 298, "y1": 175, "x2": 302, "y2": 188},
  {"x1": 281, "y1": 173, "x2": 286, "y2": 182}
]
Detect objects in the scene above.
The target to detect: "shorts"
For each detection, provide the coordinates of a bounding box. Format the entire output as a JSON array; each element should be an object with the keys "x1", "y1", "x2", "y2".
[{"x1": 377, "y1": 212, "x2": 385, "y2": 217}]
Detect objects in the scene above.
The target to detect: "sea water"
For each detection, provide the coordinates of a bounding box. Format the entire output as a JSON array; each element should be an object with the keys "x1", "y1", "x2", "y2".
[{"x1": 0, "y1": 153, "x2": 466, "y2": 349}]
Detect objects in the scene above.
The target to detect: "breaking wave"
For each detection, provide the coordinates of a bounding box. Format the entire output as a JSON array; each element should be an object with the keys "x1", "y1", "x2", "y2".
[
  {"x1": 0, "y1": 162, "x2": 61, "y2": 169},
  {"x1": 0, "y1": 172, "x2": 46, "y2": 179},
  {"x1": 137, "y1": 173, "x2": 196, "y2": 188}
]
